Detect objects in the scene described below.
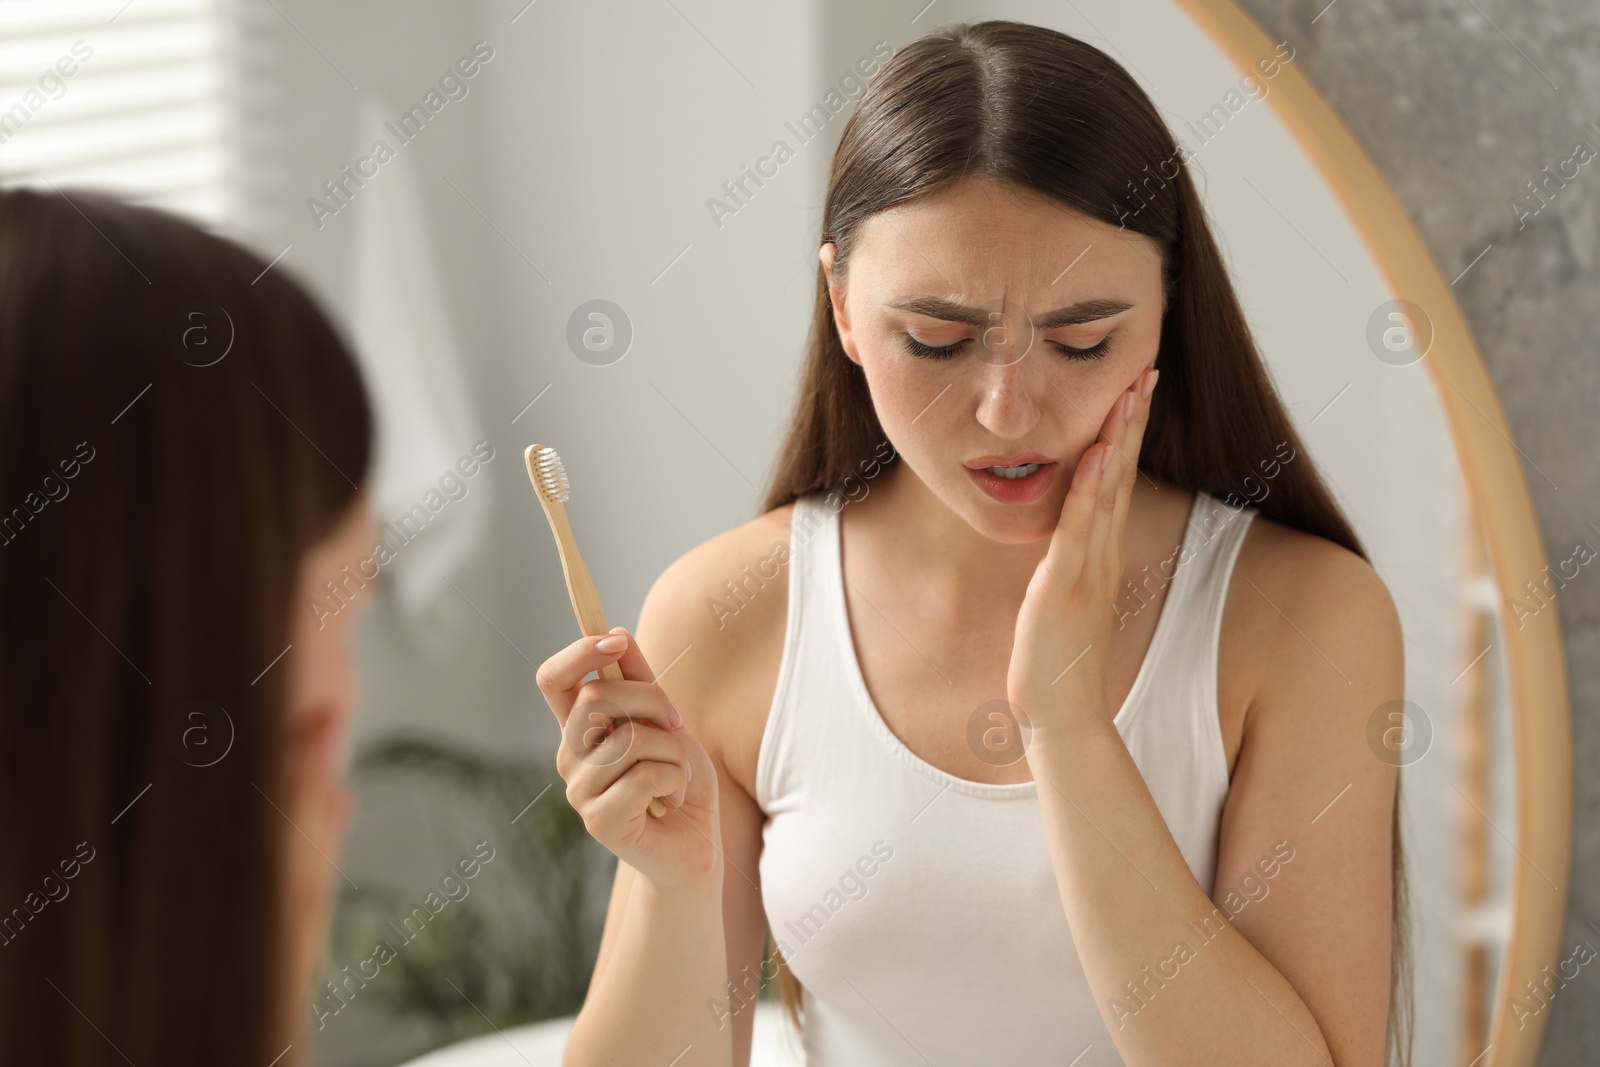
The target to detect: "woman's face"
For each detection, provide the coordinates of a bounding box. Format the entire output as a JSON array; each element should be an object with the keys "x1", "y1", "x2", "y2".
[
  {"x1": 282, "y1": 494, "x2": 378, "y2": 1013},
  {"x1": 822, "y1": 178, "x2": 1167, "y2": 544}
]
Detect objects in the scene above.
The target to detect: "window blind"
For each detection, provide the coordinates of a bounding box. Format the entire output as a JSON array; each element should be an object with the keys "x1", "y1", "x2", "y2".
[{"x1": 0, "y1": 0, "x2": 231, "y2": 225}]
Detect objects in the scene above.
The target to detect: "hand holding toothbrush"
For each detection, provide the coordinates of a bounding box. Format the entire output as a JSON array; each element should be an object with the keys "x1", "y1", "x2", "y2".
[
  {"x1": 536, "y1": 627, "x2": 722, "y2": 892},
  {"x1": 526, "y1": 443, "x2": 721, "y2": 890}
]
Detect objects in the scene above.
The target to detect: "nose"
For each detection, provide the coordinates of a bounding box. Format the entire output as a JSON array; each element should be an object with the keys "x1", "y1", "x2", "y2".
[{"x1": 972, "y1": 356, "x2": 1043, "y2": 441}]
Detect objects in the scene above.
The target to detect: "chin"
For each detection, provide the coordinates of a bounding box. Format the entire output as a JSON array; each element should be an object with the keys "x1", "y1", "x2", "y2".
[{"x1": 955, "y1": 494, "x2": 1061, "y2": 544}]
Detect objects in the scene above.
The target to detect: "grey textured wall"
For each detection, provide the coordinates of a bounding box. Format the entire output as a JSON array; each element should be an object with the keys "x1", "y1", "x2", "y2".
[{"x1": 1236, "y1": 1, "x2": 1600, "y2": 1061}]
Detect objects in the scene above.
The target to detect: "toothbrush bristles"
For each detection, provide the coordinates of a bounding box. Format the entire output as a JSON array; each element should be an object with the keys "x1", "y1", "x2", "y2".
[{"x1": 533, "y1": 445, "x2": 571, "y2": 503}]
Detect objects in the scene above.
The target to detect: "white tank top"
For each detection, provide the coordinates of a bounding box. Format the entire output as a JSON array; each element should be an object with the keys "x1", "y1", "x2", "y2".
[{"x1": 755, "y1": 488, "x2": 1256, "y2": 1066}]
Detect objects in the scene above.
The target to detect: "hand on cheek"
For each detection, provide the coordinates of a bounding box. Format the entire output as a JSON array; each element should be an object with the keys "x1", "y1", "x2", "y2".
[{"x1": 1007, "y1": 365, "x2": 1159, "y2": 735}]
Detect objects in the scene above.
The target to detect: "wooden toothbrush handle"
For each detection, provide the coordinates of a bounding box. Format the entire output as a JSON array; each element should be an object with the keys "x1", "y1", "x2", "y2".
[{"x1": 541, "y1": 499, "x2": 667, "y2": 818}]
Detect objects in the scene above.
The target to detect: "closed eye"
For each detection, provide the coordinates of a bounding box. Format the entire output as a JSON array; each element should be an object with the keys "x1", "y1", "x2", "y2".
[{"x1": 899, "y1": 334, "x2": 1113, "y2": 361}]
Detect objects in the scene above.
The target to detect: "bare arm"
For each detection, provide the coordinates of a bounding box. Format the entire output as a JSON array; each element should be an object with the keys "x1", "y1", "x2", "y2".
[
  {"x1": 564, "y1": 860, "x2": 730, "y2": 1067},
  {"x1": 1010, "y1": 369, "x2": 1397, "y2": 1064},
  {"x1": 700, "y1": 751, "x2": 772, "y2": 1067},
  {"x1": 573, "y1": 749, "x2": 769, "y2": 1067},
  {"x1": 554, "y1": 546, "x2": 775, "y2": 1067},
  {"x1": 1029, "y1": 541, "x2": 1399, "y2": 1065}
]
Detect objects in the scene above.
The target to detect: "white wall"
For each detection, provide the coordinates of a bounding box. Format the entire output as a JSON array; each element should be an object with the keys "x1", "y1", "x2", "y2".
[{"x1": 241, "y1": 0, "x2": 824, "y2": 764}]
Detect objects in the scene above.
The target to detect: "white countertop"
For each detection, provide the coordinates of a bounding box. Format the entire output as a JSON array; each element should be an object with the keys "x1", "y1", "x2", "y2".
[{"x1": 396, "y1": 1000, "x2": 805, "y2": 1066}]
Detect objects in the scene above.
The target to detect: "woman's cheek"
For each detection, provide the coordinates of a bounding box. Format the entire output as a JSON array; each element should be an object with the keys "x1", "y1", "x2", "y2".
[{"x1": 863, "y1": 343, "x2": 949, "y2": 425}]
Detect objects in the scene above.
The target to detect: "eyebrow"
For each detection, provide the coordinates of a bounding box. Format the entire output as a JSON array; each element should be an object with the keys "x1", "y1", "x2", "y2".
[{"x1": 884, "y1": 296, "x2": 1135, "y2": 330}]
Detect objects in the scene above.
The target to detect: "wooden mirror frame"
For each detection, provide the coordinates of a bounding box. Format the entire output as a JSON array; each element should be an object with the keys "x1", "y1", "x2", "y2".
[{"x1": 1170, "y1": 2, "x2": 1574, "y2": 1064}]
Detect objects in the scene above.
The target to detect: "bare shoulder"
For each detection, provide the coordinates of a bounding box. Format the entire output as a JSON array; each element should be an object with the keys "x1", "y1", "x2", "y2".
[
  {"x1": 634, "y1": 501, "x2": 798, "y2": 798},
  {"x1": 1224, "y1": 506, "x2": 1404, "y2": 737}
]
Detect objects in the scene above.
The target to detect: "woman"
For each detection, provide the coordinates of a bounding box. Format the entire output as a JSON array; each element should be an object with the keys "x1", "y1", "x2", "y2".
[
  {"x1": 0, "y1": 187, "x2": 376, "y2": 1064},
  {"x1": 538, "y1": 19, "x2": 1410, "y2": 1067}
]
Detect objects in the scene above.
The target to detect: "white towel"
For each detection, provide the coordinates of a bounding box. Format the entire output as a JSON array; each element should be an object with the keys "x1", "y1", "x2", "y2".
[{"x1": 347, "y1": 97, "x2": 488, "y2": 630}]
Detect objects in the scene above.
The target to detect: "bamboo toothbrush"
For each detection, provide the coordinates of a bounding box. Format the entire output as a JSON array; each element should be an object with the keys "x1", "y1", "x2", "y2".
[{"x1": 526, "y1": 444, "x2": 667, "y2": 819}]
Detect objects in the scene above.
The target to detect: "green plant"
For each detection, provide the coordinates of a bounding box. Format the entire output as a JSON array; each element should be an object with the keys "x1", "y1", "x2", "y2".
[{"x1": 318, "y1": 733, "x2": 611, "y2": 1042}]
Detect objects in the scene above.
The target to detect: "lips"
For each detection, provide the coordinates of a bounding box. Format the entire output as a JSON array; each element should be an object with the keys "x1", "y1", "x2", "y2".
[
  {"x1": 965, "y1": 459, "x2": 1056, "y2": 504},
  {"x1": 964, "y1": 452, "x2": 1053, "y2": 469}
]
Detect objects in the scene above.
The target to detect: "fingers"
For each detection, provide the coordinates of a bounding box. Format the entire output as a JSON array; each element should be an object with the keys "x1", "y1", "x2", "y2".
[
  {"x1": 1088, "y1": 371, "x2": 1157, "y2": 568},
  {"x1": 535, "y1": 627, "x2": 671, "y2": 729},
  {"x1": 536, "y1": 628, "x2": 663, "y2": 728},
  {"x1": 562, "y1": 718, "x2": 692, "y2": 825},
  {"x1": 1046, "y1": 433, "x2": 1114, "y2": 587},
  {"x1": 584, "y1": 760, "x2": 692, "y2": 834},
  {"x1": 602, "y1": 627, "x2": 662, "y2": 684},
  {"x1": 557, "y1": 682, "x2": 684, "y2": 786},
  {"x1": 567, "y1": 677, "x2": 680, "y2": 739},
  {"x1": 1048, "y1": 367, "x2": 1159, "y2": 589},
  {"x1": 1104, "y1": 368, "x2": 1158, "y2": 564}
]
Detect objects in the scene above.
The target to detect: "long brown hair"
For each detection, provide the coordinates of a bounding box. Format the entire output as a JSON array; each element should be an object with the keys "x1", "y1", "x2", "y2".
[
  {"x1": 0, "y1": 188, "x2": 372, "y2": 1064},
  {"x1": 760, "y1": 19, "x2": 1412, "y2": 1065}
]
